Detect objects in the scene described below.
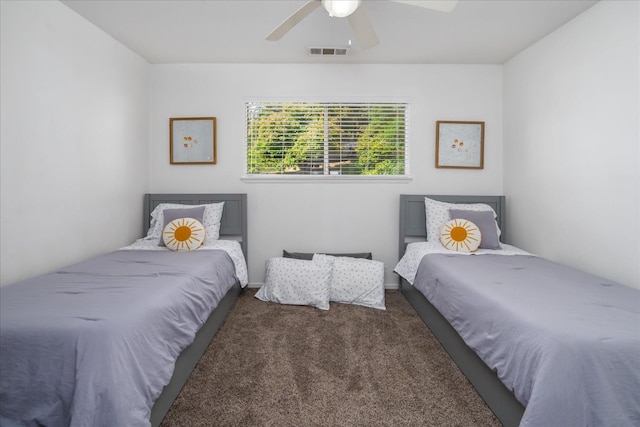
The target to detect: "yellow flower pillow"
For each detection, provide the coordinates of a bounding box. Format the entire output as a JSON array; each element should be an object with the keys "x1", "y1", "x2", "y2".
[
  {"x1": 440, "y1": 219, "x2": 481, "y2": 252},
  {"x1": 162, "y1": 218, "x2": 206, "y2": 251}
]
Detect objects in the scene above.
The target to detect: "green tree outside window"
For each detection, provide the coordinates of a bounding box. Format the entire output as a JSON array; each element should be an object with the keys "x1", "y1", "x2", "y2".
[{"x1": 246, "y1": 102, "x2": 408, "y2": 176}]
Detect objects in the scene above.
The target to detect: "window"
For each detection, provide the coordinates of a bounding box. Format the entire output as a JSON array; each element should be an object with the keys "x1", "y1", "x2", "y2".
[{"x1": 245, "y1": 101, "x2": 409, "y2": 177}]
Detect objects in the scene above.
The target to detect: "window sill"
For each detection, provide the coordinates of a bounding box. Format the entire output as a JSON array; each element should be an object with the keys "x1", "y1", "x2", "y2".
[{"x1": 240, "y1": 175, "x2": 413, "y2": 183}]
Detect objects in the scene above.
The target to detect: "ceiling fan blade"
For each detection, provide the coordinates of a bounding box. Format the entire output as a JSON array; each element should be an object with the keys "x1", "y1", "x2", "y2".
[
  {"x1": 389, "y1": 0, "x2": 458, "y2": 13},
  {"x1": 348, "y1": 6, "x2": 379, "y2": 49},
  {"x1": 266, "y1": 0, "x2": 322, "y2": 41}
]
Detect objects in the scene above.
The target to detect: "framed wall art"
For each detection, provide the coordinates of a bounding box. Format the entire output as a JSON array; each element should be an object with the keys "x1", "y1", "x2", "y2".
[
  {"x1": 435, "y1": 121, "x2": 484, "y2": 169},
  {"x1": 170, "y1": 117, "x2": 217, "y2": 164}
]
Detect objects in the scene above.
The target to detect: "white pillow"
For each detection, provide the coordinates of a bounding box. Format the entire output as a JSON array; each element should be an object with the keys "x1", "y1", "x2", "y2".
[
  {"x1": 254, "y1": 257, "x2": 332, "y2": 310},
  {"x1": 439, "y1": 218, "x2": 481, "y2": 253},
  {"x1": 424, "y1": 197, "x2": 499, "y2": 243},
  {"x1": 313, "y1": 254, "x2": 386, "y2": 310},
  {"x1": 162, "y1": 218, "x2": 206, "y2": 251},
  {"x1": 148, "y1": 202, "x2": 224, "y2": 245}
]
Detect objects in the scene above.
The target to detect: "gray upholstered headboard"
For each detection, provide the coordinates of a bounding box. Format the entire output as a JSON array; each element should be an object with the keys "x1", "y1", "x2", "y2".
[
  {"x1": 143, "y1": 193, "x2": 248, "y2": 260},
  {"x1": 399, "y1": 195, "x2": 506, "y2": 259}
]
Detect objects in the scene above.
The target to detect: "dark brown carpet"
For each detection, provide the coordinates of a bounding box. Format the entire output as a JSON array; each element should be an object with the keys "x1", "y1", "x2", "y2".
[{"x1": 161, "y1": 289, "x2": 501, "y2": 427}]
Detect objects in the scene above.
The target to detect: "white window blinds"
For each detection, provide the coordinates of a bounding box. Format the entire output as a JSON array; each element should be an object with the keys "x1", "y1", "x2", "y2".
[{"x1": 245, "y1": 101, "x2": 409, "y2": 176}]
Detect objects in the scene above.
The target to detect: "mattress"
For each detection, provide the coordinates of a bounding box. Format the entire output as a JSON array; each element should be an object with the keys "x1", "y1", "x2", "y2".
[
  {"x1": 0, "y1": 249, "x2": 238, "y2": 427},
  {"x1": 410, "y1": 251, "x2": 640, "y2": 427},
  {"x1": 121, "y1": 238, "x2": 248, "y2": 287}
]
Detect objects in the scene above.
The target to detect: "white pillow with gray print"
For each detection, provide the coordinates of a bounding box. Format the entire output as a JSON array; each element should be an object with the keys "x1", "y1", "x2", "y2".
[
  {"x1": 255, "y1": 257, "x2": 332, "y2": 310},
  {"x1": 313, "y1": 254, "x2": 386, "y2": 310}
]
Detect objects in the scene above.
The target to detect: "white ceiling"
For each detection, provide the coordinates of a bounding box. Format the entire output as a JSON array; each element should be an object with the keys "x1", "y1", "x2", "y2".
[{"x1": 61, "y1": 0, "x2": 599, "y2": 64}]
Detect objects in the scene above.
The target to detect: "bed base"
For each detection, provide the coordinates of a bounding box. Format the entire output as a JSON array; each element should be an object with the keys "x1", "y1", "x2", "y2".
[
  {"x1": 143, "y1": 193, "x2": 248, "y2": 426},
  {"x1": 398, "y1": 195, "x2": 524, "y2": 427},
  {"x1": 150, "y1": 281, "x2": 242, "y2": 426},
  {"x1": 400, "y1": 280, "x2": 524, "y2": 426}
]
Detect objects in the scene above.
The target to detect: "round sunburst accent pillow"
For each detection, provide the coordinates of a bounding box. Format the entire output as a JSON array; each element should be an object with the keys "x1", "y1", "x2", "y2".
[
  {"x1": 162, "y1": 217, "x2": 206, "y2": 251},
  {"x1": 440, "y1": 218, "x2": 481, "y2": 252}
]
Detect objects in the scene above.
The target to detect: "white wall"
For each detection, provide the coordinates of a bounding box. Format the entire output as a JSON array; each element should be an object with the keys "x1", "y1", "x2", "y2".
[
  {"x1": 0, "y1": 1, "x2": 150, "y2": 285},
  {"x1": 4, "y1": 1, "x2": 633, "y2": 292},
  {"x1": 504, "y1": 1, "x2": 639, "y2": 288},
  {"x1": 149, "y1": 64, "x2": 504, "y2": 286}
]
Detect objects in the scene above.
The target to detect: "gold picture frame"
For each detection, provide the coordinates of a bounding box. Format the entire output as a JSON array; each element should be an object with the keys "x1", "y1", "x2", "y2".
[
  {"x1": 435, "y1": 121, "x2": 484, "y2": 169},
  {"x1": 170, "y1": 117, "x2": 217, "y2": 165}
]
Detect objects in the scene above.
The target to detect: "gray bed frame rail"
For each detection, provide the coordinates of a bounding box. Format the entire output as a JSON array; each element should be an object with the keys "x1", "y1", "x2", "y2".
[
  {"x1": 398, "y1": 195, "x2": 525, "y2": 427},
  {"x1": 144, "y1": 193, "x2": 247, "y2": 427}
]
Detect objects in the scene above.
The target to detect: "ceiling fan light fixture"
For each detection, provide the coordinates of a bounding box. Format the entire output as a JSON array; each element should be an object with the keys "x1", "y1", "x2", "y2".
[{"x1": 322, "y1": 0, "x2": 361, "y2": 18}]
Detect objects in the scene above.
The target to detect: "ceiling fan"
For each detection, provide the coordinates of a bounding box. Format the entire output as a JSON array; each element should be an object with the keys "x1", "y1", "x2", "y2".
[{"x1": 266, "y1": 0, "x2": 458, "y2": 49}]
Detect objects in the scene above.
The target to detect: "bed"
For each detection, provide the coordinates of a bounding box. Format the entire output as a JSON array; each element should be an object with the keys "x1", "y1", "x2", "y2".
[
  {"x1": 0, "y1": 193, "x2": 248, "y2": 427},
  {"x1": 395, "y1": 195, "x2": 640, "y2": 427}
]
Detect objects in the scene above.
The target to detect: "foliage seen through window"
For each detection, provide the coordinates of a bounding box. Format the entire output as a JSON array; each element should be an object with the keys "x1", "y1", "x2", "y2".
[{"x1": 245, "y1": 102, "x2": 408, "y2": 176}]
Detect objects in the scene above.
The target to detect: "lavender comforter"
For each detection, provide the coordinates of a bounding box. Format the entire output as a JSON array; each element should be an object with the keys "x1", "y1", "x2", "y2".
[
  {"x1": 0, "y1": 249, "x2": 238, "y2": 427},
  {"x1": 413, "y1": 253, "x2": 640, "y2": 427}
]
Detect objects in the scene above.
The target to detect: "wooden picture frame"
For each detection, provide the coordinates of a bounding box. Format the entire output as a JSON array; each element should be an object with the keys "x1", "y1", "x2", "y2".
[
  {"x1": 170, "y1": 117, "x2": 217, "y2": 164},
  {"x1": 435, "y1": 121, "x2": 484, "y2": 169}
]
